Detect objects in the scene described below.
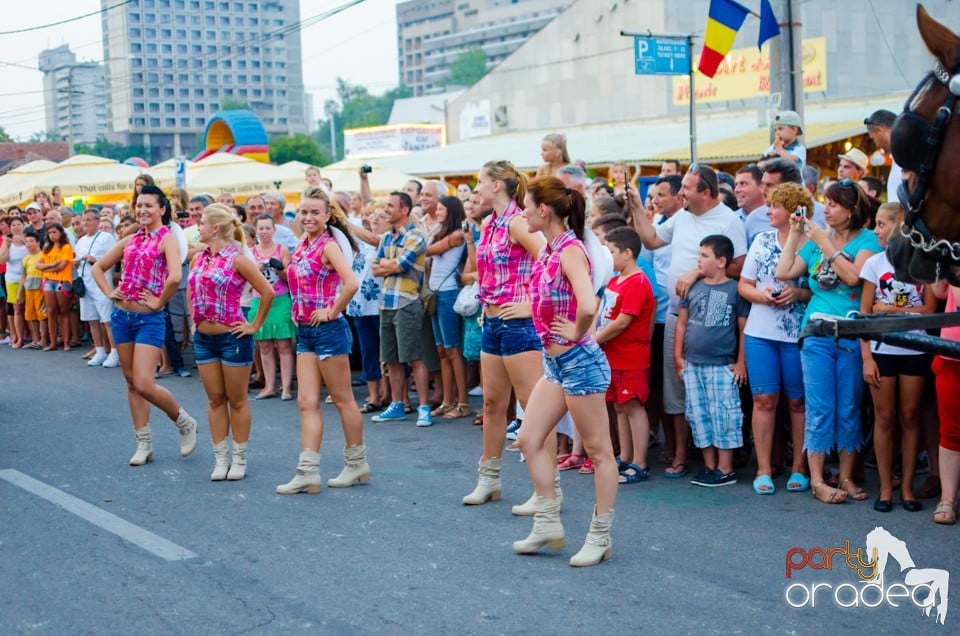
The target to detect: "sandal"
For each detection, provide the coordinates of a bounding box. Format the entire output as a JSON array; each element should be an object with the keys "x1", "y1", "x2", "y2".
[
  {"x1": 664, "y1": 463, "x2": 688, "y2": 479},
  {"x1": 840, "y1": 478, "x2": 868, "y2": 501},
  {"x1": 578, "y1": 458, "x2": 595, "y2": 474},
  {"x1": 472, "y1": 411, "x2": 484, "y2": 426},
  {"x1": 812, "y1": 482, "x2": 847, "y2": 504},
  {"x1": 619, "y1": 464, "x2": 649, "y2": 484},
  {"x1": 753, "y1": 474, "x2": 776, "y2": 495},
  {"x1": 359, "y1": 401, "x2": 383, "y2": 414},
  {"x1": 24, "y1": 342, "x2": 42, "y2": 350},
  {"x1": 443, "y1": 403, "x2": 471, "y2": 419},
  {"x1": 786, "y1": 472, "x2": 811, "y2": 493},
  {"x1": 403, "y1": 403, "x2": 414, "y2": 414},
  {"x1": 431, "y1": 402, "x2": 454, "y2": 417},
  {"x1": 558, "y1": 453, "x2": 586, "y2": 471},
  {"x1": 556, "y1": 453, "x2": 571, "y2": 466},
  {"x1": 933, "y1": 500, "x2": 957, "y2": 525}
]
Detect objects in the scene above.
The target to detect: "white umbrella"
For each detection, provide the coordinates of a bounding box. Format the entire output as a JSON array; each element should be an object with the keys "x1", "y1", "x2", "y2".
[
  {"x1": 34, "y1": 155, "x2": 143, "y2": 205},
  {"x1": 0, "y1": 160, "x2": 58, "y2": 207}
]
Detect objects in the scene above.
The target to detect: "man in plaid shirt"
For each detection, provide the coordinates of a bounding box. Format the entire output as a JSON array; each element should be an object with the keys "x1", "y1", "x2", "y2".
[{"x1": 371, "y1": 192, "x2": 435, "y2": 426}]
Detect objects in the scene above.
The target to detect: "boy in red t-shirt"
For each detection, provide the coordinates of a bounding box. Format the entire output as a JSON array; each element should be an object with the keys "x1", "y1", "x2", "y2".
[{"x1": 595, "y1": 227, "x2": 656, "y2": 483}]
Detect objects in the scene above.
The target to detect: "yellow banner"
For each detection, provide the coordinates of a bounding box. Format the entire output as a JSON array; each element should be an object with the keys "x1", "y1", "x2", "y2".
[{"x1": 672, "y1": 37, "x2": 827, "y2": 105}]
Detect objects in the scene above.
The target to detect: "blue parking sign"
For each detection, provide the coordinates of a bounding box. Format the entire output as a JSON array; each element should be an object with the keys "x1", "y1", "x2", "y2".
[{"x1": 634, "y1": 37, "x2": 690, "y2": 76}]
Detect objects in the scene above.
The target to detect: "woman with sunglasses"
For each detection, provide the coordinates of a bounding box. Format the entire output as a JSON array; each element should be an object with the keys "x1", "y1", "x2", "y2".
[{"x1": 776, "y1": 179, "x2": 880, "y2": 505}]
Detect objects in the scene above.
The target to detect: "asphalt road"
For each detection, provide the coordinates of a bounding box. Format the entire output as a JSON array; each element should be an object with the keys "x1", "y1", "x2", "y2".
[{"x1": 1, "y1": 346, "x2": 955, "y2": 635}]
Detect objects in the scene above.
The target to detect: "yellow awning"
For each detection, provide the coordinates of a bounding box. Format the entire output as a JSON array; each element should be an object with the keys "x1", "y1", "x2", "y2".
[{"x1": 650, "y1": 120, "x2": 867, "y2": 163}]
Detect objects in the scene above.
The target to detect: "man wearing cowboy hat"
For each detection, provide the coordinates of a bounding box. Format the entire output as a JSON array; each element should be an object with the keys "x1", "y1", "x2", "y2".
[
  {"x1": 761, "y1": 110, "x2": 807, "y2": 170},
  {"x1": 837, "y1": 148, "x2": 869, "y2": 181}
]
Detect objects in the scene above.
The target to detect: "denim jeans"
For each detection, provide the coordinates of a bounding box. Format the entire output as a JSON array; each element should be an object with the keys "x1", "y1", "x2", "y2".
[{"x1": 800, "y1": 336, "x2": 863, "y2": 455}]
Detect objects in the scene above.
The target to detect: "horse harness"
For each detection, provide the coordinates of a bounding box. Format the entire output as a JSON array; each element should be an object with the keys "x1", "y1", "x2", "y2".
[{"x1": 892, "y1": 60, "x2": 960, "y2": 272}]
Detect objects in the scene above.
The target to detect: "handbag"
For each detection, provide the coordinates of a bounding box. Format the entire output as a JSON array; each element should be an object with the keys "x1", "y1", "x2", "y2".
[
  {"x1": 454, "y1": 281, "x2": 480, "y2": 317},
  {"x1": 73, "y1": 231, "x2": 102, "y2": 299},
  {"x1": 420, "y1": 262, "x2": 458, "y2": 317}
]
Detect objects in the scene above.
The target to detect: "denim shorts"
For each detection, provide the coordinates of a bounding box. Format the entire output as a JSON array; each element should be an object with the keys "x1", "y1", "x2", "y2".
[
  {"x1": 543, "y1": 341, "x2": 611, "y2": 396},
  {"x1": 193, "y1": 331, "x2": 255, "y2": 367},
  {"x1": 431, "y1": 289, "x2": 463, "y2": 349},
  {"x1": 43, "y1": 280, "x2": 72, "y2": 294},
  {"x1": 744, "y1": 335, "x2": 804, "y2": 399},
  {"x1": 111, "y1": 307, "x2": 166, "y2": 348},
  {"x1": 296, "y1": 317, "x2": 353, "y2": 359},
  {"x1": 481, "y1": 315, "x2": 542, "y2": 357}
]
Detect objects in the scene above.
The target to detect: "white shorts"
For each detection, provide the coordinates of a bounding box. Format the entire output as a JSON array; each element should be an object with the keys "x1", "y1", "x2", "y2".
[{"x1": 80, "y1": 294, "x2": 113, "y2": 323}]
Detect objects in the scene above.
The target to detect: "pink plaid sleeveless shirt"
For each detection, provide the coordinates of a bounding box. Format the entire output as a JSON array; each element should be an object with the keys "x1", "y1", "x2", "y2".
[
  {"x1": 288, "y1": 232, "x2": 339, "y2": 323},
  {"x1": 530, "y1": 230, "x2": 593, "y2": 349},
  {"x1": 188, "y1": 243, "x2": 245, "y2": 325},
  {"x1": 476, "y1": 200, "x2": 533, "y2": 307},
  {"x1": 116, "y1": 225, "x2": 171, "y2": 302}
]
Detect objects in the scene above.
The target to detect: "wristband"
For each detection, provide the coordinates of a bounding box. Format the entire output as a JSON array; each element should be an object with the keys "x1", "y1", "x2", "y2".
[{"x1": 827, "y1": 250, "x2": 844, "y2": 265}]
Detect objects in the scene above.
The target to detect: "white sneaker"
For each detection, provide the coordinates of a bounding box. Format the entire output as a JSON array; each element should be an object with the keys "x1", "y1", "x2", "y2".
[
  {"x1": 102, "y1": 350, "x2": 120, "y2": 368},
  {"x1": 468, "y1": 386, "x2": 483, "y2": 397},
  {"x1": 88, "y1": 350, "x2": 108, "y2": 366}
]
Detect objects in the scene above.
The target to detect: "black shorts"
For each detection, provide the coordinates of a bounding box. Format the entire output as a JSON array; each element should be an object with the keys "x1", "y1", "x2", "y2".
[{"x1": 873, "y1": 352, "x2": 931, "y2": 377}]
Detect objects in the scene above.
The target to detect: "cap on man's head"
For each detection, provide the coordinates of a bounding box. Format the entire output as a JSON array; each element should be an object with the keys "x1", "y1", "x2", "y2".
[
  {"x1": 25, "y1": 202, "x2": 42, "y2": 212},
  {"x1": 838, "y1": 148, "x2": 869, "y2": 172},
  {"x1": 775, "y1": 110, "x2": 804, "y2": 134},
  {"x1": 864, "y1": 109, "x2": 897, "y2": 128}
]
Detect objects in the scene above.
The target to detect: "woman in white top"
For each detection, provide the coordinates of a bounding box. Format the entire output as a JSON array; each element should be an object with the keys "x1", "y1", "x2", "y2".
[
  {"x1": 426, "y1": 195, "x2": 470, "y2": 419},
  {"x1": 0, "y1": 216, "x2": 28, "y2": 348},
  {"x1": 738, "y1": 183, "x2": 814, "y2": 496},
  {"x1": 859, "y1": 203, "x2": 936, "y2": 513}
]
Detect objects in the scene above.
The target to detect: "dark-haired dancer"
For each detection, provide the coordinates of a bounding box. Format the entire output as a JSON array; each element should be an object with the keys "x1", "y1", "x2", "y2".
[
  {"x1": 513, "y1": 176, "x2": 615, "y2": 567},
  {"x1": 92, "y1": 185, "x2": 200, "y2": 465}
]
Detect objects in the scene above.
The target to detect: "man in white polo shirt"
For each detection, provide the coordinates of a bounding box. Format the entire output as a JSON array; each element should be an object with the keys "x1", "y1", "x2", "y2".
[{"x1": 633, "y1": 164, "x2": 747, "y2": 479}]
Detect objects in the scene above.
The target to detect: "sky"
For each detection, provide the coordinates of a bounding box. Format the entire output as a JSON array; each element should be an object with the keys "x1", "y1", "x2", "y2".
[{"x1": 0, "y1": 0, "x2": 400, "y2": 140}]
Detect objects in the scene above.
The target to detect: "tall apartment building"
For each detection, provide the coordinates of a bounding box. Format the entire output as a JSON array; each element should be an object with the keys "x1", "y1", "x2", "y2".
[
  {"x1": 396, "y1": 0, "x2": 572, "y2": 97},
  {"x1": 38, "y1": 45, "x2": 107, "y2": 147},
  {"x1": 100, "y1": 0, "x2": 307, "y2": 161}
]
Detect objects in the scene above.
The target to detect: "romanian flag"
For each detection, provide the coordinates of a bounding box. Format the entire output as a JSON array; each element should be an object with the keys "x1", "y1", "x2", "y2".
[{"x1": 698, "y1": 0, "x2": 751, "y2": 78}]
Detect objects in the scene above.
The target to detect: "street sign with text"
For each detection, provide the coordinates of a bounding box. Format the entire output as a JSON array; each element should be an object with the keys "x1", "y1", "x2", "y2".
[{"x1": 634, "y1": 36, "x2": 690, "y2": 76}]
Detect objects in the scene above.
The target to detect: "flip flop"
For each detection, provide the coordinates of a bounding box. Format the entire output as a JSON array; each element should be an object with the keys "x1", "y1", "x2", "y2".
[
  {"x1": 786, "y1": 472, "x2": 810, "y2": 493},
  {"x1": 753, "y1": 474, "x2": 776, "y2": 495},
  {"x1": 664, "y1": 463, "x2": 688, "y2": 479}
]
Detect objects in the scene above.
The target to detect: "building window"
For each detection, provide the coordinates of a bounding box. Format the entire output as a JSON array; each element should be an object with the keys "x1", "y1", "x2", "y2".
[
  {"x1": 133, "y1": 87, "x2": 145, "y2": 97},
  {"x1": 164, "y1": 88, "x2": 175, "y2": 97},
  {"x1": 164, "y1": 103, "x2": 175, "y2": 113},
  {"x1": 179, "y1": 104, "x2": 190, "y2": 112},
  {"x1": 166, "y1": 117, "x2": 176, "y2": 126},
  {"x1": 181, "y1": 118, "x2": 190, "y2": 127},
  {"x1": 179, "y1": 88, "x2": 189, "y2": 97},
  {"x1": 134, "y1": 103, "x2": 145, "y2": 113},
  {"x1": 149, "y1": 103, "x2": 159, "y2": 113},
  {"x1": 193, "y1": 88, "x2": 204, "y2": 97},
  {"x1": 196, "y1": 118, "x2": 206, "y2": 126},
  {"x1": 134, "y1": 117, "x2": 146, "y2": 127}
]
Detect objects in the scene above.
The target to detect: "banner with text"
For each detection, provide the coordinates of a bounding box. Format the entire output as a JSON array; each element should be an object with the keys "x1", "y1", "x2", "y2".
[{"x1": 672, "y1": 37, "x2": 827, "y2": 105}]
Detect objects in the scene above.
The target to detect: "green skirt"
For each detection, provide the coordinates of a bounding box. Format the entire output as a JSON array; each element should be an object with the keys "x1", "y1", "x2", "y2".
[{"x1": 250, "y1": 293, "x2": 297, "y2": 341}]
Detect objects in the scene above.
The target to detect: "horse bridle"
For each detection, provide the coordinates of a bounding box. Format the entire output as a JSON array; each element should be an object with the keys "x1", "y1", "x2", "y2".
[{"x1": 896, "y1": 60, "x2": 960, "y2": 267}]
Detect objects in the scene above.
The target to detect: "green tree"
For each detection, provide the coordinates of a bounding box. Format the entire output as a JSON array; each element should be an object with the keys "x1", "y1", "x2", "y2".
[
  {"x1": 447, "y1": 48, "x2": 488, "y2": 88},
  {"x1": 0, "y1": 126, "x2": 11, "y2": 142},
  {"x1": 313, "y1": 79, "x2": 413, "y2": 161},
  {"x1": 29, "y1": 129, "x2": 64, "y2": 143},
  {"x1": 73, "y1": 137, "x2": 147, "y2": 161},
  {"x1": 269, "y1": 134, "x2": 329, "y2": 166},
  {"x1": 220, "y1": 95, "x2": 251, "y2": 111}
]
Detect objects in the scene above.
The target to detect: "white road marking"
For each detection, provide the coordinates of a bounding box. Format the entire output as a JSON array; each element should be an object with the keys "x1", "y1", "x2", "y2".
[{"x1": 0, "y1": 469, "x2": 197, "y2": 561}]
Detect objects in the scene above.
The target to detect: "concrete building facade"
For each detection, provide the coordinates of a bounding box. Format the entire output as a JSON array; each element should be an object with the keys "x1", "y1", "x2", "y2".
[
  {"x1": 100, "y1": 0, "x2": 307, "y2": 161},
  {"x1": 396, "y1": 0, "x2": 572, "y2": 97},
  {"x1": 38, "y1": 45, "x2": 107, "y2": 147},
  {"x1": 444, "y1": 0, "x2": 958, "y2": 142}
]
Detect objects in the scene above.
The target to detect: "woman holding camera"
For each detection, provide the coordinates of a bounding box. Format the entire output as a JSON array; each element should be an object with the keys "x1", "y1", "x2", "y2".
[
  {"x1": 250, "y1": 214, "x2": 297, "y2": 400},
  {"x1": 776, "y1": 180, "x2": 880, "y2": 505},
  {"x1": 738, "y1": 183, "x2": 814, "y2": 496}
]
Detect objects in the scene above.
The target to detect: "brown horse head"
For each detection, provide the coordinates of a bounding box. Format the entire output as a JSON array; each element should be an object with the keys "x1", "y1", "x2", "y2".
[{"x1": 887, "y1": 5, "x2": 960, "y2": 283}]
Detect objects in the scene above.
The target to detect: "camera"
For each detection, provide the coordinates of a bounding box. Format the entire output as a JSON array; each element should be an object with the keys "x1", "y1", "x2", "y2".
[
  {"x1": 461, "y1": 221, "x2": 470, "y2": 231},
  {"x1": 771, "y1": 289, "x2": 782, "y2": 298},
  {"x1": 795, "y1": 206, "x2": 806, "y2": 218},
  {"x1": 360, "y1": 165, "x2": 373, "y2": 174}
]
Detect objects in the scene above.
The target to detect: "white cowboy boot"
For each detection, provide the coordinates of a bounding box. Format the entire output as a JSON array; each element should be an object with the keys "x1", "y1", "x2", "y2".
[{"x1": 462, "y1": 457, "x2": 502, "y2": 505}]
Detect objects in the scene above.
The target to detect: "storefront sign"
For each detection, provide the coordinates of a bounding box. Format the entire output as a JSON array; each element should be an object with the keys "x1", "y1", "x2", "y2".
[{"x1": 672, "y1": 37, "x2": 827, "y2": 105}]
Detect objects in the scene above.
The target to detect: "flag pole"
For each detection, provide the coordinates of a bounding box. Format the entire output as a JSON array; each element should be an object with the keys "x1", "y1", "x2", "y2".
[{"x1": 687, "y1": 34, "x2": 698, "y2": 165}]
